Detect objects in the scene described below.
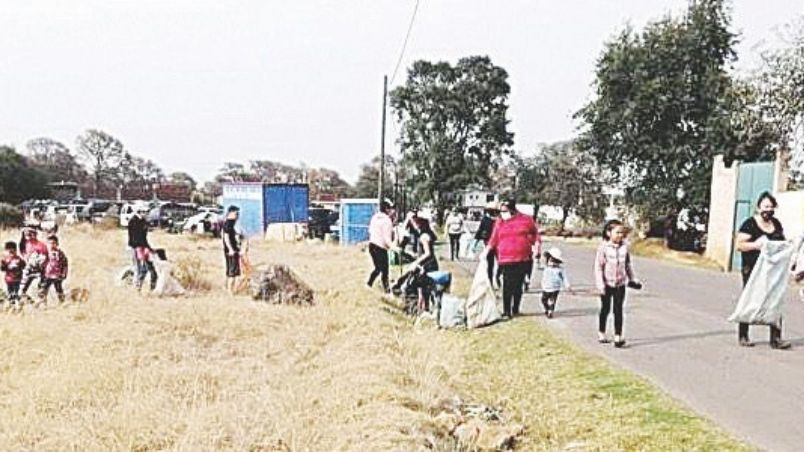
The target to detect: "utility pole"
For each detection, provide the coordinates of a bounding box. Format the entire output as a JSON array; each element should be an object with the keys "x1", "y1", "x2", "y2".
[{"x1": 378, "y1": 75, "x2": 388, "y2": 202}]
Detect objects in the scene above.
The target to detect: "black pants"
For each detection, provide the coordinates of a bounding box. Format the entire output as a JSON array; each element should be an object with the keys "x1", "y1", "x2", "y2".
[
  {"x1": 739, "y1": 265, "x2": 781, "y2": 342},
  {"x1": 542, "y1": 291, "x2": 559, "y2": 313},
  {"x1": 500, "y1": 262, "x2": 529, "y2": 316},
  {"x1": 6, "y1": 281, "x2": 21, "y2": 301},
  {"x1": 367, "y1": 243, "x2": 389, "y2": 291},
  {"x1": 39, "y1": 278, "x2": 65, "y2": 302},
  {"x1": 448, "y1": 233, "x2": 461, "y2": 261},
  {"x1": 486, "y1": 249, "x2": 497, "y2": 286},
  {"x1": 599, "y1": 285, "x2": 626, "y2": 335}
]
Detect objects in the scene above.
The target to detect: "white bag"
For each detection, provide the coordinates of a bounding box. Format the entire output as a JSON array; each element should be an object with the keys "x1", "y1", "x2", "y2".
[
  {"x1": 728, "y1": 241, "x2": 794, "y2": 328},
  {"x1": 465, "y1": 256, "x2": 502, "y2": 328},
  {"x1": 152, "y1": 260, "x2": 186, "y2": 297},
  {"x1": 439, "y1": 294, "x2": 466, "y2": 328}
]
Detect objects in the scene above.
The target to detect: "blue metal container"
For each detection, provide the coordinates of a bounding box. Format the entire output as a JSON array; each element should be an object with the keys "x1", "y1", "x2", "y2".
[
  {"x1": 263, "y1": 184, "x2": 309, "y2": 224},
  {"x1": 222, "y1": 183, "x2": 265, "y2": 237},
  {"x1": 339, "y1": 199, "x2": 378, "y2": 245}
]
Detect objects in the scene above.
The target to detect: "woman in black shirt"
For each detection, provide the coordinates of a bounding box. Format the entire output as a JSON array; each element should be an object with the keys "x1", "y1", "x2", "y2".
[{"x1": 734, "y1": 192, "x2": 790, "y2": 349}]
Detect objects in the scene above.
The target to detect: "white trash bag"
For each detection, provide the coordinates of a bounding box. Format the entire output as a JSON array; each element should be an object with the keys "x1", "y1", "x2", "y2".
[
  {"x1": 466, "y1": 256, "x2": 502, "y2": 328},
  {"x1": 439, "y1": 294, "x2": 466, "y2": 328},
  {"x1": 152, "y1": 259, "x2": 186, "y2": 297},
  {"x1": 729, "y1": 241, "x2": 794, "y2": 328}
]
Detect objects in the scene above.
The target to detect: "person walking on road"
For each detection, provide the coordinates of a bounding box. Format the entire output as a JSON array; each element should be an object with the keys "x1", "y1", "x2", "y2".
[
  {"x1": 595, "y1": 219, "x2": 640, "y2": 348},
  {"x1": 734, "y1": 192, "x2": 791, "y2": 349},
  {"x1": 367, "y1": 199, "x2": 395, "y2": 293},
  {"x1": 541, "y1": 247, "x2": 571, "y2": 318},
  {"x1": 222, "y1": 205, "x2": 242, "y2": 294},
  {"x1": 475, "y1": 202, "x2": 500, "y2": 287},
  {"x1": 486, "y1": 199, "x2": 539, "y2": 318},
  {"x1": 445, "y1": 208, "x2": 465, "y2": 261}
]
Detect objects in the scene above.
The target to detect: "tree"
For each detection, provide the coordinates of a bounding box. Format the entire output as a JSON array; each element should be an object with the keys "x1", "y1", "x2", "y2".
[
  {"x1": 26, "y1": 137, "x2": 88, "y2": 184},
  {"x1": 390, "y1": 56, "x2": 515, "y2": 213},
  {"x1": 575, "y1": 0, "x2": 776, "y2": 224},
  {"x1": 353, "y1": 156, "x2": 392, "y2": 199},
  {"x1": 306, "y1": 167, "x2": 353, "y2": 200},
  {"x1": 0, "y1": 146, "x2": 50, "y2": 204},
  {"x1": 168, "y1": 172, "x2": 198, "y2": 191},
  {"x1": 75, "y1": 129, "x2": 124, "y2": 196},
  {"x1": 756, "y1": 16, "x2": 804, "y2": 185},
  {"x1": 535, "y1": 141, "x2": 606, "y2": 229}
]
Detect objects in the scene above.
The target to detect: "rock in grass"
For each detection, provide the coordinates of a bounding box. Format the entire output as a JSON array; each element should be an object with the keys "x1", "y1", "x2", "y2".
[{"x1": 250, "y1": 264, "x2": 314, "y2": 305}]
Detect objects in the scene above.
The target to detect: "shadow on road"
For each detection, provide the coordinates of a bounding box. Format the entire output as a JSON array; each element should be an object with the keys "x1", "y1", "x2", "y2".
[{"x1": 627, "y1": 329, "x2": 734, "y2": 348}]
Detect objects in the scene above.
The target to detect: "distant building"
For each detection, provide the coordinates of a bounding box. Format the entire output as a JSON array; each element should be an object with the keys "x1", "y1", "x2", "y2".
[{"x1": 458, "y1": 185, "x2": 499, "y2": 208}]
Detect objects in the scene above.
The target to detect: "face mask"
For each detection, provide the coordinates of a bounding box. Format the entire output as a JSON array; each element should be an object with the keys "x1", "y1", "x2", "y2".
[
  {"x1": 500, "y1": 211, "x2": 512, "y2": 221},
  {"x1": 760, "y1": 211, "x2": 775, "y2": 221}
]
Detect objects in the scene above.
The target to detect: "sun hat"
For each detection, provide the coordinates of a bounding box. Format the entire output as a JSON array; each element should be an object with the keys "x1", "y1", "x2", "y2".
[{"x1": 546, "y1": 247, "x2": 563, "y2": 263}]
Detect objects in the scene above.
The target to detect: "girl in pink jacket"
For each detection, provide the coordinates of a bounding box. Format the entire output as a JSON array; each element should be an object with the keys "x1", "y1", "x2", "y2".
[{"x1": 594, "y1": 219, "x2": 639, "y2": 348}]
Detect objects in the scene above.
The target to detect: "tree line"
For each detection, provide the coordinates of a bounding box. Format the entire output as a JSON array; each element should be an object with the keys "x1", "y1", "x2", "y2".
[{"x1": 368, "y1": 0, "x2": 804, "y2": 235}]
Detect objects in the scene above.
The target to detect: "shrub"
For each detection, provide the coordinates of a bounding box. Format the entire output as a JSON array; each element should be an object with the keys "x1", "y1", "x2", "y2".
[
  {"x1": 174, "y1": 256, "x2": 213, "y2": 292},
  {"x1": 0, "y1": 203, "x2": 23, "y2": 228}
]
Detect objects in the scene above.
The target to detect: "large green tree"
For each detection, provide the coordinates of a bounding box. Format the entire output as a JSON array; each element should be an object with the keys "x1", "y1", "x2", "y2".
[
  {"x1": 390, "y1": 56, "x2": 514, "y2": 212},
  {"x1": 576, "y1": 0, "x2": 777, "y2": 224},
  {"x1": 0, "y1": 146, "x2": 49, "y2": 204}
]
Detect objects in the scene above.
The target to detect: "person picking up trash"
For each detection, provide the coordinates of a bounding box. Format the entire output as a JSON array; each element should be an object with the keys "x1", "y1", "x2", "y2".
[{"x1": 540, "y1": 247, "x2": 571, "y2": 318}]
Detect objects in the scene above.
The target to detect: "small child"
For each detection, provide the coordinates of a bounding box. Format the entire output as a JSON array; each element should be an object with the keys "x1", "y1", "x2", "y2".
[
  {"x1": 39, "y1": 235, "x2": 68, "y2": 304},
  {"x1": 594, "y1": 220, "x2": 640, "y2": 348},
  {"x1": 1, "y1": 241, "x2": 26, "y2": 304},
  {"x1": 540, "y1": 247, "x2": 570, "y2": 318}
]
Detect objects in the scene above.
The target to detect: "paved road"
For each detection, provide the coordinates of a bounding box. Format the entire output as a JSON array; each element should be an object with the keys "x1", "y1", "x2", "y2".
[{"x1": 450, "y1": 240, "x2": 804, "y2": 452}]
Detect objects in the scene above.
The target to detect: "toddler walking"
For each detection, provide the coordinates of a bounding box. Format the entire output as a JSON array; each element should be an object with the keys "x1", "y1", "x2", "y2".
[{"x1": 540, "y1": 247, "x2": 570, "y2": 318}]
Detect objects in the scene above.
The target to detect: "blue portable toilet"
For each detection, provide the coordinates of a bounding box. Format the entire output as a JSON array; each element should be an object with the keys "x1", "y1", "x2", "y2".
[
  {"x1": 222, "y1": 183, "x2": 265, "y2": 237},
  {"x1": 339, "y1": 198, "x2": 379, "y2": 245},
  {"x1": 263, "y1": 184, "x2": 309, "y2": 225}
]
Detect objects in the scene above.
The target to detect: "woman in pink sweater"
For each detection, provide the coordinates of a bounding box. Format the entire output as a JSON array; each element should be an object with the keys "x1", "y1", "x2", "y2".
[{"x1": 486, "y1": 199, "x2": 539, "y2": 318}]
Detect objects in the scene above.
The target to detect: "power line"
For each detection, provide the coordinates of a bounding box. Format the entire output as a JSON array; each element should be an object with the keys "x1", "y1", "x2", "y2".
[{"x1": 389, "y1": 0, "x2": 421, "y2": 86}]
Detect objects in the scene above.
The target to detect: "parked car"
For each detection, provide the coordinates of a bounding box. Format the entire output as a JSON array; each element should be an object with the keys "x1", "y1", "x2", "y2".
[
  {"x1": 119, "y1": 201, "x2": 152, "y2": 227},
  {"x1": 307, "y1": 208, "x2": 339, "y2": 239},
  {"x1": 183, "y1": 211, "x2": 223, "y2": 237},
  {"x1": 146, "y1": 202, "x2": 198, "y2": 228}
]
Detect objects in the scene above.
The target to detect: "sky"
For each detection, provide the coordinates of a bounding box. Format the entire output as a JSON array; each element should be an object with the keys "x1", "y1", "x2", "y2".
[{"x1": 1, "y1": 0, "x2": 802, "y2": 184}]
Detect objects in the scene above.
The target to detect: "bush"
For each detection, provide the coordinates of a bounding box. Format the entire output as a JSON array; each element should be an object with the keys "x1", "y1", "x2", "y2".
[
  {"x1": 174, "y1": 256, "x2": 213, "y2": 292},
  {"x1": 0, "y1": 203, "x2": 23, "y2": 228}
]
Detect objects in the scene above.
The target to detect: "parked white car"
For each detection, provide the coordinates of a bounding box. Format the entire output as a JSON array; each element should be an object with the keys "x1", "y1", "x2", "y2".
[{"x1": 119, "y1": 201, "x2": 152, "y2": 227}]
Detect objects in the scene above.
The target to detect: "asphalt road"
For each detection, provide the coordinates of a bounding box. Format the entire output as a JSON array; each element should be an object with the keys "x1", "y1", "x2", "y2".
[{"x1": 451, "y1": 240, "x2": 804, "y2": 452}]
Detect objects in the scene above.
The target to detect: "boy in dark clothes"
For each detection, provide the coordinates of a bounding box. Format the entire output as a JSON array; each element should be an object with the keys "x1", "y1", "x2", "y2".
[{"x1": 1, "y1": 241, "x2": 25, "y2": 304}]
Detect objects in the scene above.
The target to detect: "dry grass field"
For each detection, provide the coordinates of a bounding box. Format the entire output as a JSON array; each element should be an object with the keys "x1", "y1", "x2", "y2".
[{"x1": 0, "y1": 226, "x2": 747, "y2": 451}]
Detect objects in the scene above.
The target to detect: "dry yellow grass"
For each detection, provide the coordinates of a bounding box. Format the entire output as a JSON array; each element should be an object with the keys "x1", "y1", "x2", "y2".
[{"x1": 0, "y1": 226, "x2": 462, "y2": 450}]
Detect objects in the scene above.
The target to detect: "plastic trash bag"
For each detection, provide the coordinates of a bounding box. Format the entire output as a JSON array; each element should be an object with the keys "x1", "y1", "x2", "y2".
[
  {"x1": 152, "y1": 260, "x2": 186, "y2": 297},
  {"x1": 729, "y1": 241, "x2": 794, "y2": 328},
  {"x1": 439, "y1": 294, "x2": 466, "y2": 328},
  {"x1": 466, "y1": 255, "x2": 502, "y2": 328}
]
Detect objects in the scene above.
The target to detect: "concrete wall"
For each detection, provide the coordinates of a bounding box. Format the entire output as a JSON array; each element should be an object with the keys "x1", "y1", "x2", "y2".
[
  {"x1": 705, "y1": 155, "x2": 739, "y2": 271},
  {"x1": 776, "y1": 191, "x2": 804, "y2": 240}
]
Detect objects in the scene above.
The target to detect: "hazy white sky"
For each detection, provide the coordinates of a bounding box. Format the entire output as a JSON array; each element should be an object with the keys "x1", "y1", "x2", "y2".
[{"x1": 2, "y1": 1, "x2": 801, "y2": 183}]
